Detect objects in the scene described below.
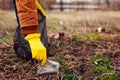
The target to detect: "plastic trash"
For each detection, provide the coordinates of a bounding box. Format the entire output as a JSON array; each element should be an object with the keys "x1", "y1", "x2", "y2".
[{"x1": 37, "y1": 60, "x2": 59, "y2": 74}]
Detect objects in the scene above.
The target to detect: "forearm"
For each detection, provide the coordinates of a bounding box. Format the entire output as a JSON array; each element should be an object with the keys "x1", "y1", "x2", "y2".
[{"x1": 15, "y1": 0, "x2": 38, "y2": 34}]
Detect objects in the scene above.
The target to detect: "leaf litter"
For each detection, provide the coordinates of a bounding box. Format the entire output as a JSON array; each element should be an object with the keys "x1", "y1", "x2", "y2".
[{"x1": 0, "y1": 30, "x2": 120, "y2": 80}]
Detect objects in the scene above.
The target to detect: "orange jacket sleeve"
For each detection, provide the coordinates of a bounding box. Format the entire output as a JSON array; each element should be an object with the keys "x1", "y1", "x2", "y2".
[{"x1": 16, "y1": 0, "x2": 38, "y2": 34}]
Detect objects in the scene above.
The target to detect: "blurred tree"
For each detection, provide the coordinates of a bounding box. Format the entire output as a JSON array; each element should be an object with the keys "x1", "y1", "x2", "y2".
[
  {"x1": 38, "y1": 0, "x2": 46, "y2": 9},
  {"x1": 38, "y1": 0, "x2": 56, "y2": 9},
  {"x1": 0, "y1": 0, "x2": 13, "y2": 10},
  {"x1": 47, "y1": 0, "x2": 57, "y2": 10},
  {"x1": 77, "y1": 0, "x2": 79, "y2": 11},
  {"x1": 45, "y1": 0, "x2": 56, "y2": 4},
  {"x1": 60, "y1": 0, "x2": 63, "y2": 11},
  {"x1": 105, "y1": 0, "x2": 110, "y2": 7},
  {"x1": 111, "y1": 0, "x2": 120, "y2": 10}
]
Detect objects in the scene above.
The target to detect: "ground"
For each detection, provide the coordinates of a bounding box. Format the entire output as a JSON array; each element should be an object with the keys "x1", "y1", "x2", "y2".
[{"x1": 0, "y1": 10, "x2": 120, "y2": 80}]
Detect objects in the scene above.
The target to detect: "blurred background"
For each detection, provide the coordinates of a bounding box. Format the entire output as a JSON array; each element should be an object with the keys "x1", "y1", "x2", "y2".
[
  {"x1": 0, "y1": 0, "x2": 120, "y2": 10},
  {"x1": 0, "y1": 0, "x2": 120, "y2": 36}
]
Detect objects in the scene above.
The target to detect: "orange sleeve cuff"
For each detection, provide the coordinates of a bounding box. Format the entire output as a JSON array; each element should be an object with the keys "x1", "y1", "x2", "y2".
[{"x1": 20, "y1": 26, "x2": 38, "y2": 34}]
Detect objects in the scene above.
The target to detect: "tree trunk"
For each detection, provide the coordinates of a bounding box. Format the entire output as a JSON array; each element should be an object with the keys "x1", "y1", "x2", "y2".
[
  {"x1": 60, "y1": 0, "x2": 63, "y2": 11},
  {"x1": 105, "y1": 0, "x2": 110, "y2": 7}
]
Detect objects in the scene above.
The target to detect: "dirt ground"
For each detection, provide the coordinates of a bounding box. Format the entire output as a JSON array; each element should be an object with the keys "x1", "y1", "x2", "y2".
[{"x1": 0, "y1": 10, "x2": 120, "y2": 80}]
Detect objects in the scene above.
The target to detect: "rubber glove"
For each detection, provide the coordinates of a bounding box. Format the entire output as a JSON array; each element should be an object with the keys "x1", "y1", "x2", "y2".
[
  {"x1": 25, "y1": 33, "x2": 47, "y2": 66},
  {"x1": 36, "y1": 0, "x2": 46, "y2": 16}
]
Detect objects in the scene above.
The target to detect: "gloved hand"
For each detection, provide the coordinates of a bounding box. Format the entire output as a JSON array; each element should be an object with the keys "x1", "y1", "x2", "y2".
[{"x1": 25, "y1": 33, "x2": 47, "y2": 66}]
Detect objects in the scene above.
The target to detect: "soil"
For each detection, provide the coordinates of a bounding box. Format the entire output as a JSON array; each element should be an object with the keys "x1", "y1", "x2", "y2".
[{"x1": 0, "y1": 30, "x2": 120, "y2": 80}]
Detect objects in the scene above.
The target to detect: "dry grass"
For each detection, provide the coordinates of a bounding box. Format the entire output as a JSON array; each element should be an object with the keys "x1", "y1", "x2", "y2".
[
  {"x1": 0, "y1": 10, "x2": 120, "y2": 36},
  {"x1": 0, "y1": 10, "x2": 17, "y2": 32},
  {"x1": 47, "y1": 10, "x2": 120, "y2": 36}
]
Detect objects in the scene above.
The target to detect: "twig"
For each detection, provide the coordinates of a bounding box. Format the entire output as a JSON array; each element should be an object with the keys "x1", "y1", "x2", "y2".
[
  {"x1": 25, "y1": 64, "x2": 38, "y2": 77},
  {"x1": 60, "y1": 73, "x2": 66, "y2": 80},
  {"x1": 94, "y1": 72, "x2": 115, "y2": 80}
]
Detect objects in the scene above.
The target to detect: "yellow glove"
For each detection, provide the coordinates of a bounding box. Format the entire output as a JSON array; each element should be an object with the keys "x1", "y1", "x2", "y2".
[
  {"x1": 36, "y1": 0, "x2": 46, "y2": 16},
  {"x1": 25, "y1": 33, "x2": 47, "y2": 66}
]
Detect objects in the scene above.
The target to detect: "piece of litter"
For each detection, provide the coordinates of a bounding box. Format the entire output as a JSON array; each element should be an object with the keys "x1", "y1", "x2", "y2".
[
  {"x1": 59, "y1": 21, "x2": 64, "y2": 25},
  {"x1": 37, "y1": 60, "x2": 59, "y2": 74}
]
